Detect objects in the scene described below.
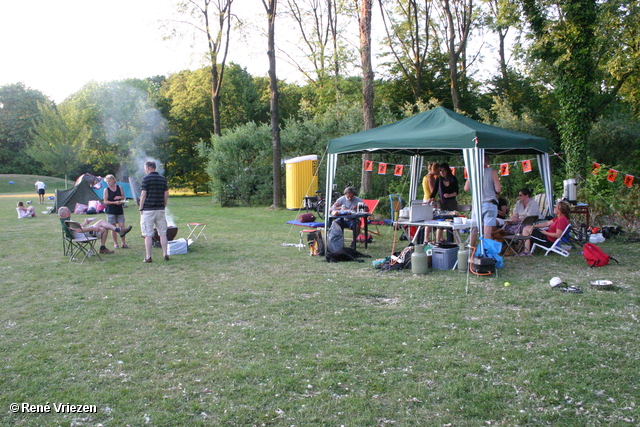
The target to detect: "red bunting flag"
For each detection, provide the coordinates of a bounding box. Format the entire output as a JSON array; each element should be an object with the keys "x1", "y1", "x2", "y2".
[
  {"x1": 500, "y1": 163, "x2": 510, "y2": 176},
  {"x1": 521, "y1": 159, "x2": 532, "y2": 173},
  {"x1": 450, "y1": 167, "x2": 456, "y2": 176},
  {"x1": 624, "y1": 174, "x2": 634, "y2": 188},
  {"x1": 607, "y1": 169, "x2": 618, "y2": 183},
  {"x1": 378, "y1": 163, "x2": 387, "y2": 175},
  {"x1": 394, "y1": 164, "x2": 404, "y2": 176},
  {"x1": 463, "y1": 167, "x2": 468, "y2": 179},
  {"x1": 364, "y1": 160, "x2": 373, "y2": 172},
  {"x1": 591, "y1": 162, "x2": 601, "y2": 175}
]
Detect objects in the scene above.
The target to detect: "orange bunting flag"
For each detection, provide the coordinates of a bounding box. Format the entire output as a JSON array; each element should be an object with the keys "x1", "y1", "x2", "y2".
[
  {"x1": 521, "y1": 159, "x2": 532, "y2": 173},
  {"x1": 394, "y1": 164, "x2": 404, "y2": 176},
  {"x1": 591, "y1": 162, "x2": 601, "y2": 175},
  {"x1": 364, "y1": 160, "x2": 373, "y2": 172},
  {"x1": 450, "y1": 167, "x2": 456, "y2": 176},
  {"x1": 607, "y1": 169, "x2": 618, "y2": 183},
  {"x1": 624, "y1": 174, "x2": 634, "y2": 188},
  {"x1": 500, "y1": 163, "x2": 510, "y2": 176},
  {"x1": 378, "y1": 163, "x2": 388, "y2": 175},
  {"x1": 463, "y1": 167, "x2": 468, "y2": 179}
]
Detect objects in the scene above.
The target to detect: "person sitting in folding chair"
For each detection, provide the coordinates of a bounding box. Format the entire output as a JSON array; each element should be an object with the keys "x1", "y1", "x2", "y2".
[
  {"x1": 519, "y1": 201, "x2": 570, "y2": 256},
  {"x1": 330, "y1": 187, "x2": 365, "y2": 236},
  {"x1": 58, "y1": 206, "x2": 132, "y2": 254}
]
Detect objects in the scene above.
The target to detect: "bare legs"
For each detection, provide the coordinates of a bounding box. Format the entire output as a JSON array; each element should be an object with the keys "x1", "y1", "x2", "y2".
[{"x1": 144, "y1": 234, "x2": 168, "y2": 261}]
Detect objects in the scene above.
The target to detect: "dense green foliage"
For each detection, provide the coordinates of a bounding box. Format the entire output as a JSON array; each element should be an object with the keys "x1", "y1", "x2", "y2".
[{"x1": 0, "y1": 83, "x2": 51, "y2": 174}]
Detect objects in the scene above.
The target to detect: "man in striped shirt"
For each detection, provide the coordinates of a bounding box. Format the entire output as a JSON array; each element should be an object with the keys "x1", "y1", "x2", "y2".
[{"x1": 139, "y1": 161, "x2": 169, "y2": 263}]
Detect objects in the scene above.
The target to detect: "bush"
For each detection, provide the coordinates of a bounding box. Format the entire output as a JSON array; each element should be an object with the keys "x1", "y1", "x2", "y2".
[{"x1": 204, "y1": 122, "x2": 274, "y2": 206}]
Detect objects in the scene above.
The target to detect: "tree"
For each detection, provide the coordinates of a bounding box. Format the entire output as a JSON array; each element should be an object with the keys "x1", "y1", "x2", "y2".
[
  {"x1": 378, "y1": 0, "x2": 436, "y2": 101},
  {"x1": 522, "y1": 0, "x2": 598, "y2": 179},
  {"x1": 590, "y1": 0, "x2": 640, "y2": 118},
  {"x1": 357, "y1": 0, "x2": 375, "y2": 194},
  {"x1": 263, "y1": 0, "x2": 283, "y2": 208},
  {"x1": 285, "y1": 0, "x2": 337, "y2": 84},
  {"x1": 436, "y1": 0, "x2": 476, "y2": 111},
  {"x1": 27, "y1": 102, "x2": 88, "y2": 184},
  {"x1": 0, "y1": 83, "x2": 50, "y2": 174},
  {"x1": 482, "y1": 0, "x2": 521, "y2": 95},
  {"x1": 172, "y1": 0, "x2": 235, "y2": 136}
]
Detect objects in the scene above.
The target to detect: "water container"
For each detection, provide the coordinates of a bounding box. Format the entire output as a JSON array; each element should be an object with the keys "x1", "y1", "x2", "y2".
[
  {"x1": 563, "y1": 179, "x2": 577, "y2": 203},
  {"x1": 411, "y1": 244, "x2": 429, "y2": 275},
  {"x1": 457, "y1": 249, "x2": 469, "y2": 271}
]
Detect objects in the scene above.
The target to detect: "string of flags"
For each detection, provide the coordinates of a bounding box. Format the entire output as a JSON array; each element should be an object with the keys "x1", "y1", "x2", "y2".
[
  {"x1": 591, "y1": 162, "x2": 636, "y2": 188},
  {"x1": 362, "y1": 157, "x2": 638, "y2": 188}
]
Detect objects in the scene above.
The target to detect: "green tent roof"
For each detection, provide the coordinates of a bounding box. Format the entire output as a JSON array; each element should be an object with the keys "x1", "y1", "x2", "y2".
[{"x1": 328, "y1": 106, "x2": 549, "y2": 156}]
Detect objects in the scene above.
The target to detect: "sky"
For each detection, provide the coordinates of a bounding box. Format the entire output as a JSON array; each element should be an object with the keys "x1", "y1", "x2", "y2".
[
  {"x1": 1, "y1": 1, "x2": 496, "y2": 105},
  {"x1": 0, "y1": 0, "x2": 281, "y2": 104}
]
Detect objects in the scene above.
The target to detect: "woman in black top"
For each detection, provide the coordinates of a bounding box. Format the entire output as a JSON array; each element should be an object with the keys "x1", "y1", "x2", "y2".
[
  {"x1": 434, "y1": 162, "x2": 459, "y2": 211},
  {"x1": 103, "y1": 174, "x2": 129, "y2": 249}
]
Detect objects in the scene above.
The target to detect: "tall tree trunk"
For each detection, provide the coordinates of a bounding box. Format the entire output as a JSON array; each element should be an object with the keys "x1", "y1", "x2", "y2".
[
  {"x1": 264, "y1": 0, "x2": 282, "y2": 208},
  {"x1": 210, "y1": 65, "x2": 222, "y2": 136},
  {"x1": 200, "y1": 0, "x2": 233, "y2": 137},
  {"x1": 441, "y1": 0, "x2": 473, "y2": 112},
  {"x1": 497, "y1": 29, "x2": 509, "y2": 94},
  {"x1": 443, "y1": 0, "x2": 460, "y2": 111},
  {"x1": 359, "y1": 0, "x2": 374, "y2": 195}
]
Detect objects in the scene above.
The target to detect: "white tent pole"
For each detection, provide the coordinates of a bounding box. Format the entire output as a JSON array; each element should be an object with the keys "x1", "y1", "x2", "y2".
[
  {"x1": 463, "y1": 146, "x2": 485, "y2": 251},
  {"x1": 324, "y1": 154, "x2": 338, "y2": 240},
  {"x1": 537, "y1": 153, "x2": 554, "y2": 215},
  {"x1": 409, "y1": 155, "x2": 424, "y2": 202}
]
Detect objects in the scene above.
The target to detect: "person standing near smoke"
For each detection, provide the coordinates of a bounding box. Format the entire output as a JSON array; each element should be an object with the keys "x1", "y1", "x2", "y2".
[
  {"x1": 139, "y1": 161, "x2": 169, "y2": 263},
  {"x1": 103, "y1": 174, "x2": 129, "y2": 249}
]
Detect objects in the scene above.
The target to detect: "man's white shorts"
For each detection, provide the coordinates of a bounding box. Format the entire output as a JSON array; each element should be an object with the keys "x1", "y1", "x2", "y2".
[{"x1": 140, "y1": 210, "x2": 167, "y2": 237}]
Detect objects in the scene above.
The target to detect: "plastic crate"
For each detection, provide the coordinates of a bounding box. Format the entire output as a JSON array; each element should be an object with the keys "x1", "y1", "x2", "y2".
[{"x1": 432, "y1": 246, "x2": 459, "y2": 270}]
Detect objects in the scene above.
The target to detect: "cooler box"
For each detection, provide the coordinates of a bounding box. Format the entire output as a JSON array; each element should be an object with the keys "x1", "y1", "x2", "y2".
[
  {"x1": 285, "y1": 155, "x2": 318, "y2": 210},
  {"x1": 432, "y1": 246, "x2": 459, "y2": 270}
]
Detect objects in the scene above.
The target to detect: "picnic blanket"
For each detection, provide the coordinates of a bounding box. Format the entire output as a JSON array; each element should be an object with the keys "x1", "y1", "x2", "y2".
[{"x1": 286, "y1": 219, "x2": 325, "y2": 228}]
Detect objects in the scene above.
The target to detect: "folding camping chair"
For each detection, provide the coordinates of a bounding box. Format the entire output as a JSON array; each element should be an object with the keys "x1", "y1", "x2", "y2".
[
  {"x1": 502, "y1": 215, "x2": 539, "y2": 256},
  {"x1": 361, "y1": 199, "x2": 382, "y2": 236},
  {"x1": 63, "y1": 220, "x2": 102, "y2": 263},
  {"x1": 535, "y1": 193, "x2": 552, "y2": 219},
  {"x1": 389, "y1": 194, "x2": 403, "y2": 221},
  {"x1": 531, "y1": 223, "x2": 572, "y2": 257},
  {"x1": 187, "y1": 223, "x2": 208, "y2": 241}
]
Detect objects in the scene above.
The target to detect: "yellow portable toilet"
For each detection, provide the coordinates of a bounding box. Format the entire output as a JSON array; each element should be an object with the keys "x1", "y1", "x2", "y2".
[{"x1": 285, "y1": 155, "x2": 318, "y2": 210}]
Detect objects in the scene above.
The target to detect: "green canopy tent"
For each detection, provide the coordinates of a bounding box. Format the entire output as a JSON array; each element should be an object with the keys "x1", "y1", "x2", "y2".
[{"x1": 326, "y1": 106, "x2": 553, "y2": 245}]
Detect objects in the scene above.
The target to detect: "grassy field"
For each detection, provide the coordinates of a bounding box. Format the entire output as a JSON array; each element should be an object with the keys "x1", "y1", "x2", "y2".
[{"x1": 1, "y1": 175, "x2": 639, "y2": 426}]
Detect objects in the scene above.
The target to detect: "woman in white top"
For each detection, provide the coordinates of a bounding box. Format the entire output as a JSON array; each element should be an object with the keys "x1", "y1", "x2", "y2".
[
  {"x1": 16, "y1": 201, "x2": 36, "y2": 218},
  {"x1": 502, "y1": 188, "x2": 539, "y2": 234}
]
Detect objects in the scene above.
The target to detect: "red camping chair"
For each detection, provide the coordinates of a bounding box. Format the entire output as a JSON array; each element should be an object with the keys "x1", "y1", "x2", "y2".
[{"x1": 360, "y1": 199, "x2": 382, "y2": 237}]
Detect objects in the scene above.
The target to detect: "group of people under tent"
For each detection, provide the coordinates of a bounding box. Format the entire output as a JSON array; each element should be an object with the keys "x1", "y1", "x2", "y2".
[
  {"x1": 419, "y1": 156, "x2": 571, "y2": 255},
  {"x1": 326, "y1": 155, "x2": 570, "y2": 256}
]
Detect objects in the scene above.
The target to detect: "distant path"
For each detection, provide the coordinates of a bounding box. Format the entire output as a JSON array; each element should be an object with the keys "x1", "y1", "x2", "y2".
[{"x1": 0, "y1": 193, "x2": 43, "y2": 198}]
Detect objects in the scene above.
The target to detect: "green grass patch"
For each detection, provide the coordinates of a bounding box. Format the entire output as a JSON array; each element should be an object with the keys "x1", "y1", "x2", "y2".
[{"x1": 1, "y1": 182, "x2": 639, "y2": 426}]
